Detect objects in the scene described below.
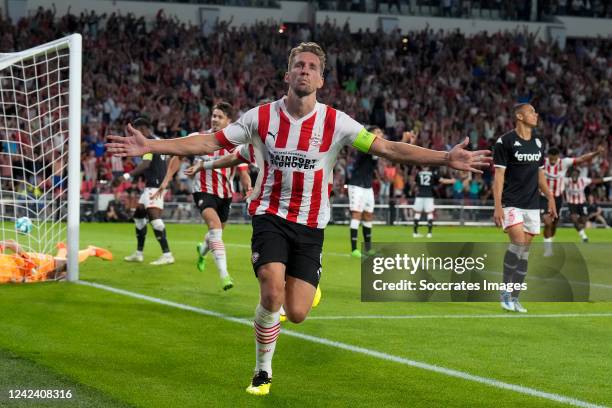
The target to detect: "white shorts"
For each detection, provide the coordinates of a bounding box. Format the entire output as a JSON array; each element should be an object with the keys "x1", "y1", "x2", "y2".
[
  {"x1": 502, "y1": 207, "x2": 540, "y2": 235},
  {"x1": 139, "y1": 187, "x2": 164, "y2": 209},
  {"x1": 348, "y1": 185, "x2": 374, "y2": 213},
  {"x1": 413, "y1": 197, "x2": 434, "y2": 213}
]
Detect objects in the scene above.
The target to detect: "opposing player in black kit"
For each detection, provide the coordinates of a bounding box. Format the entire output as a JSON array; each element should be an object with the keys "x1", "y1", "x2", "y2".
[
  {"x1": 412, "y1": 166, "x2": 455, "y2": 238},
  {"x1": 493, "y1": 104, "x2": 556, "y2": 313},
  {"x1": 347, "y1": 126, "x2": 380, "y2": 257},
  {"x1": 123, "y1": 117, "x2": 174, "y2": 265}
]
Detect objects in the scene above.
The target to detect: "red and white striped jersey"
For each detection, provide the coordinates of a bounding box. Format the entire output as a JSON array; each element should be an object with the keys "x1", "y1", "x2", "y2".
[
  {"x1": 215, "y1": 98, "x2": 365, "y2": 229},
  {"x1": 192, "y1": 148, "x2": 248, "y2": 199},
  {"x1": 564, "y1": 177, "x2": 592, "y2": 204},
  {"x1": 544, "y1": 157, "x2": 575, "y2": 197}
]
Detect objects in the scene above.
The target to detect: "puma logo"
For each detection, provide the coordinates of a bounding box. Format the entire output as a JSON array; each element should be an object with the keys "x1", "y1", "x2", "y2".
[{"x1": 267, "y1": 131, "x2": 277, "y2": 139}]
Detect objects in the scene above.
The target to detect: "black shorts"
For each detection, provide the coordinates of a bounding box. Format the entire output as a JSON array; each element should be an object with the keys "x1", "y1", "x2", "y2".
[
  {"x1": 568, "y1": 203, "x2": 589, "y2": 217},
  {"x1": 251, "y1": 214, "x2": 324, "y2": 288},
  {"x1": 192, "y1": 192, "x2": 232, "y2": 223},
  {"x1": 540, "y1": 195, "x2": 563, "y2": 215}
]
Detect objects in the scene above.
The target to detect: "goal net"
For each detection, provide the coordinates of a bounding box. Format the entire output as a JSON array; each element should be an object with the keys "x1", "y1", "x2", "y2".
[{"x1": 0, "y1": 34, "x2": 82, "y2": 283}]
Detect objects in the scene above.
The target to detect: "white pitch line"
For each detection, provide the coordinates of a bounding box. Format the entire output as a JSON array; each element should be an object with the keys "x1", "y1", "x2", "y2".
[
  {"x1": 107, "y1": 239, "x2": 352, "y2": 257},
  {"x1": 77, "y1": 280, "x2": 607, "y2": 408},
  {"x1": 306, "y1": 313, "x2": 612, "y2": 320}
]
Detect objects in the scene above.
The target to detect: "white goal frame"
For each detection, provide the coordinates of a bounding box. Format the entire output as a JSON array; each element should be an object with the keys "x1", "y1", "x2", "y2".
[{"x1": 0, "y1": 34, "x2": 82, "y2": 281}]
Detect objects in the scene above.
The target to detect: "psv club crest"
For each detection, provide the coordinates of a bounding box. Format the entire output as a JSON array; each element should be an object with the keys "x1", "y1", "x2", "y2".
[{"x1": 310, "y1": 131, "x2": 322, "y2": 147}]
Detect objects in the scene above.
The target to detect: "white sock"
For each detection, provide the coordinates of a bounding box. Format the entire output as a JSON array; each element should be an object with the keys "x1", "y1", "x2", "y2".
[
  {"x1": 208, "y1": 229, "x2": 228, "y2": 279},
  {"x1": 579, "y1": 229, "x2": 587, "y2": 239},
  {"x1": 200, "y1": 232, "x2": 210, "y2": 256},
  {"x1": 254, "y1": 304, "x2": 280, "y2": 376},
  {"x1": 279, "y1": 305, "x2": 286, "y2": 315},
  {"x1": 543, "y1": 237, "x2": 553, "y2": 252}
]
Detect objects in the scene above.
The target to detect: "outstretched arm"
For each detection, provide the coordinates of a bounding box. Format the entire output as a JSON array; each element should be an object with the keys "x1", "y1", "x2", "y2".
[
  {"x1": 107, "y1": 124, "x2": 225, "y2": 157},
  {"x1": 574, "y1": 147, "x2": 604, "y2": 165},
  {"x1": 0, "y1": 240, "x2": 25, "y2": 255},
  {"x1": 369, "y1": 137, "x2": 491, "y2": 173},
  {"x1": 589, "y1": 176, "x2": 612, "y2": 185}
]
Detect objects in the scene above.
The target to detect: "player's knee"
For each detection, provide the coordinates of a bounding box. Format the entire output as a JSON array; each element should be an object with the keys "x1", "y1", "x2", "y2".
[
  {"x1": 134, "y1": 218, "x2": 147, "y2": 230},
  {"x1": 260, "y1": 289, "x2": 284, "y2": 311},
  {"x1": 285, "y1": 308, "x2": 308, "y2": 324},
  {"x1": 258, "y1": 276, "x2": 284, "y2": 309},
  {"x1": 150, "y1": 219, "x2": 165, "y2": 231}
]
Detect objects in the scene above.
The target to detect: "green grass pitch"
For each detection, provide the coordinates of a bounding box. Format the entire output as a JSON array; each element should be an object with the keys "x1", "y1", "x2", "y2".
[{"x1": 1, "y1": 223, "x2": 611, "y2": 407}]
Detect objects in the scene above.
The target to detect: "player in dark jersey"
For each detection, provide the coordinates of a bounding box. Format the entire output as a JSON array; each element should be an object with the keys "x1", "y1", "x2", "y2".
[
  {"x1": 123, "y1": 117, "x2": 174, "y2": 265},
  {"x1": 346, "y1": 126, "x2": 381, "y2": 257},
  {"x1": 493, "y1": 103, "x2": 556, "y2": 313},
  {"x1": 412, "y1": 166, "x2": 454, "y2": 238}
]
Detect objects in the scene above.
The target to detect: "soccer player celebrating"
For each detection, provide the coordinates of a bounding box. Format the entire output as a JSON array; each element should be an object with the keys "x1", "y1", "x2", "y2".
[
  {"x1": 564, "y1": 167, "x2": 612, "y2": 243},
  {"x1": 0, "y1": 240, "x2": 112, "y2": 283},
  {"x1": 412, "y1": 166, "x2": 455, "y2": 238},
  {"x1": 346, "y1": 125, "x2": 381, "y2": 257},
  {"x1": 152, "y1": 102, "x2": 251, "y2": 290},
  {"x1": 493, "y1": 103, "x2": 557, "y2": 313},
  {"x1": 123, "y1": 117, "x2": 174, "y2": 265},
  {"x1": 541, "y1": 146, "x2": 603, "y2": 255},
  {"x1": 108, "y1": 42, "x2": 491, "y2": 395}
]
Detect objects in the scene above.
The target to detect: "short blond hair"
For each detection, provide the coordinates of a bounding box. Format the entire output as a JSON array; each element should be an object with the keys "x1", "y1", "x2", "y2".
[{"x1": 288, "y1": 42, "x2": 326, "y2": 75}]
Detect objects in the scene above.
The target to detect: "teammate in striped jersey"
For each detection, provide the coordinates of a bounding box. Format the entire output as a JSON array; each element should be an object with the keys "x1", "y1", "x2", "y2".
[
  {"x1": 563, "y1": 168, "x2": 612, "y2": 243},
  {"x1": 153, "y1": 102, "x2": 251, "y2": 290},
  {"x1": 541, "y1": 146, "x2": 603, "y2": 255},
  {"x1": 108, "y1": 42, "x2": 491, "y2": 396}
]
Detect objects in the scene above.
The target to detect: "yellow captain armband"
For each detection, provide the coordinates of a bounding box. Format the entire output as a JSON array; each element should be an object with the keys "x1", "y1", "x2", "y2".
[
  {"x1": 142, "y1": 153, "x2": 153, "y2": 161},
  {"x1": 352, "y1": 128, "x2": 376, "y2": 153}
]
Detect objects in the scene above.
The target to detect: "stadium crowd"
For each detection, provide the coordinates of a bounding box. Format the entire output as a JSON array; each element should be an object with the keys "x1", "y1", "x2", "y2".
[{"x1": 0, "y1": 7, "x2": 610, "y2": 218}]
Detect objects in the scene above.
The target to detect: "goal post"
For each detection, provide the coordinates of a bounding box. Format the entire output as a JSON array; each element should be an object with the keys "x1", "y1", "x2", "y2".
[{"x1": 0, "y1": 34, "x2": 82, "y2": 282}]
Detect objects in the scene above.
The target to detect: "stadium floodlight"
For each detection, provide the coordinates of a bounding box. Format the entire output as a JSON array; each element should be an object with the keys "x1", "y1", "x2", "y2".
[{"x1": 0, "y1": 34, "x2": 82, "y2": 282}]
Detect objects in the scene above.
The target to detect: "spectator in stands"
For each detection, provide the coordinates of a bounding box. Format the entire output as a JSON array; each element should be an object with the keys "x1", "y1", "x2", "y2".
[
  {"x1": 2, "y1": 8, "x2": 610, "y2": 205},
  {"x1": 106, "y1": 192, "x2": 129, "y2": 222},
  {"x1": 586, "y1": 195, "x2": 609, "y2": 228}
]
